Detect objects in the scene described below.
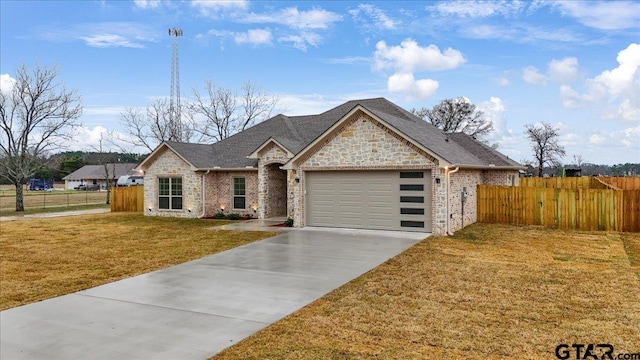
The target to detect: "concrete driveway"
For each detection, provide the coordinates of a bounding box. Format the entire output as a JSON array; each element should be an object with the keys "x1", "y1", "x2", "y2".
[{"x1": 1, "y1": 226, "x2": 426, "y2": 360}]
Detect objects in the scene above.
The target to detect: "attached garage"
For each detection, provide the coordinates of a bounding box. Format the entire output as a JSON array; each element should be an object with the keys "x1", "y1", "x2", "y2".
[{"x1": 305, "y1": 170, "x2": 432, "y2": 232}]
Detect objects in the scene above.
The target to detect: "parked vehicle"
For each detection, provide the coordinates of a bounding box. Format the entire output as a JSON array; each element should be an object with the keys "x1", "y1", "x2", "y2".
[
  {"x1": 117, "y1": 175, "x2": 144, "y2": 187},
  {"x1": 75, "y1": 184, "x2": 100, "y2": 191},
  {"x1": 29, "y1": 178, "x2": 53, "y2": 191}
]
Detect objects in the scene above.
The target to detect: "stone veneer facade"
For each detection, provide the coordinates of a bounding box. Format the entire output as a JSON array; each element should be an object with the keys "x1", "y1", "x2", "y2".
[
  {"x1": 143, "y1": 149, "x2": 202, "y2": 218},
  {"x1": 291, "y1": 112, "x2": 439, "y2": 231},
  {"x1": 256, "y1": 143, "x2": 291, "y2": 219}
]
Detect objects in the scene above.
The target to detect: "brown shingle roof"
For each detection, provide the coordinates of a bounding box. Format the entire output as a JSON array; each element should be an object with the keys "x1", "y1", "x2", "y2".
[
  {"x1": 161, "y1": 98, "x2": 522, "y2": 169},
  {"x1": 62, "y1": 163, "x2": 138, "y2": 180}
]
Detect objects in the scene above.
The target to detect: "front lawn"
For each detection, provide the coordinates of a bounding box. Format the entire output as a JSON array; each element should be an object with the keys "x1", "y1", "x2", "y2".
[
  {"x1": 214, "y1": 224, "x2": 640, "y2": 359},
  {"x1": 0, "y1": 213, "x2": 276, "y2": 310}
]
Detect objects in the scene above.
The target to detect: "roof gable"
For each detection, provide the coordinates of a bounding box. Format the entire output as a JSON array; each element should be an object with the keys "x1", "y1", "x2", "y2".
[
  {"x1": 247, "y1": 138, "x2": 294, "y2": 159},
  {"x1": 283, "y1": 105, "x2": 444, "y2": 169},
  {"x1": 137, "y1": 142, "x2": 200, "y2": 171}
]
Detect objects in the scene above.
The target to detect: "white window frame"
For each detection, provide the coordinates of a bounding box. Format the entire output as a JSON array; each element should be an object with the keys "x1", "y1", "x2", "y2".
[
  {"x1": 158, "y1": 177, "x2": 183, "y2": 210},
  {"x1": 232, "y1": 177, "x2": 246, "y2": 210}
]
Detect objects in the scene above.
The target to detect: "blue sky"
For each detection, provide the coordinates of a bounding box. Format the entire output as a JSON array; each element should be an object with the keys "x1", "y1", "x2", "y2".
[{"x1": 1, "y1": 0, "x2": 639, "y2": 165}]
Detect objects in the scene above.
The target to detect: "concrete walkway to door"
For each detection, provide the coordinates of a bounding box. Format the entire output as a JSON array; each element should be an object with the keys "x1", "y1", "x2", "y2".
[{"x1": 1, "y1": 226, "x2": 427, "y2": 360}]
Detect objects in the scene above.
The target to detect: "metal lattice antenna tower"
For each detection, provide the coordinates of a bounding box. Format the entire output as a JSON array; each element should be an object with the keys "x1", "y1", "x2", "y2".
[{"x1": 168, "y1": 28, "x2": 183, "y2": 129}]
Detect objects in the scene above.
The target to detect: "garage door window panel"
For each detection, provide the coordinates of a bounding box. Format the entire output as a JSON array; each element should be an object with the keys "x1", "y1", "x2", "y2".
[
  {"x1": 400, "y1": 172, "x2": 424, "y2": 178},
  {"x1": 400, "y1": 196, "x2": 424, "y2": 203},
  {"x1": 401, "y1": 208, "x2": 425, "y2": 215},
  {"x1": 401, "y1": 221, "x2": 425, "y2": 228},
  {"x1": 400, "y1": 184, "x2": 424, "y2": 191}
]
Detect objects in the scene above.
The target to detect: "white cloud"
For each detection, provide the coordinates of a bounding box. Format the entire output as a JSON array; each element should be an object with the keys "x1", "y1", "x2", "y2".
[
  {"x1": 278, "y1": 32, "x2": 321, "y2": 51},
  {"x1": 80, "y1": 34, "x2": 145, "y2": 48},
  {"x1": 548, "y1": 57, "x2": 579, "y2": 83},
  {"x1": 522, "y1": 66, "x2": 548, "y2": 85},
  {"x1": 1, "y1": 73, "x2": 16, "y2": 93},
  {"x1": 460, "y1": 23, "x2": 580, "y2": 44},
  {"x1": 320, "y1": 56, "x2": 370, "y2": 65},
  {"x1": 191, "y1": 0, "x2": 249, "y2": 16},
  {"x1": 373, "y1": 39, "x2": 463, "y2": 100},
  {"x1": 588, "y1": 126, "x2": 640, "y2": 150},
  {"x1": 373, "y1": 39, "x2": 466, "y2": 73},
  {"x1": 133, "y1": 0, "x2": 161, "y2": 9},
  {"x1": 387, "y1": 73, "x2": 439, "y2": 100},
  {"x1": 234, "y1": 28, "x2": 272, "y2": 45},
  {"x1": 428, "y1": 0, "x2": 526, "y2": 18},
  {"x1": 222, "y1": 6, "x2": 342, "y2": 52},
  {"x1": 242, "y1": 7, "x2": 342, "y2": 30},
  {"x1": 560, "y1": 132, "x2": 581, "y2": 147},
  {"x1": 197, "y1": 28, "x2": 274, "y2": 47},
  {"x1": 349, "y1": 4, "x2": 399, "y2": 30},
  {"x1": 496, "y1": 77, "x2": 510, "y2": 86},
  {"x1": 274, "y1": 91, "x2": 385, "y2": 116},
  {"x1": 561, "y1": 43, "x2": 640, "y2": 121},
  {"x1": 37, "y1": 22, "x2": 157, "y2": 48},
  {"x1": 478, "y1": 96, "x2": 506, "y2": 135},
  {"x1": 63, "y1": 126, "x2": 147, "y2": 153},
  {"x1": 552, "y1": 1, "x2": 640, "y2": 30},
  {"x1": 275, "y1": 94, "x2": 343, "y2": 116}
]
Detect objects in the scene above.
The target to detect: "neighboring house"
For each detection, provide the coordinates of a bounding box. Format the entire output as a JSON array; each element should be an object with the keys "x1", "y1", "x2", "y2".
[
  {"x1": 62, "y1": 163, "x2": 140, "y2": 190},
  {"x1": 137, "y1": 98, "x2": 524, "y2": 234}
]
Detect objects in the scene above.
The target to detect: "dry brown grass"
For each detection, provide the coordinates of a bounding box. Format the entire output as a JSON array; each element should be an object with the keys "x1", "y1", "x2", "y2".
[
  {"x1": 621, "y1": 233, "x2": 640, "y2": 278},
  {"x1": 0, "y1": 213, "x2": 276, "y2": 310},
  {"x1": 214, "y1": 224, "x2": 640, "y2": 360},
  {"x1": 0, "y1": 191, "x2": 106, "y2": 213}
]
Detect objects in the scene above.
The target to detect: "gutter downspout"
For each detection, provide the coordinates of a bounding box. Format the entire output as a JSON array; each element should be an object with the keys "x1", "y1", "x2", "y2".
[
  {"x1": 199, "y1": 170, "x2": 211, "y2": 218},
  {"x1": 445, "y1": 166, "x2": 459, "y2": 236}
]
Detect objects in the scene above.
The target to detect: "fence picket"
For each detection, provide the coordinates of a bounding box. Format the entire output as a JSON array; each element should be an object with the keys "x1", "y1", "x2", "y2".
[
  {"x1": 110, "y1": 186, "x2": 144, "y2": 212},
  {"x1": 477, "y1": 185, "x2": 630, "y2": 232}
]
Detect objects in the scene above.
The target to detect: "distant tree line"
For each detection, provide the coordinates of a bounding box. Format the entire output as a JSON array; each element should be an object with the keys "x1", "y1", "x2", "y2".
[
  {"x1": 0, "y1": 151, "x2": 147, "y2": 185},
  {"x1": 524, "y1": 163, "x2": 640, "y2": 177}
]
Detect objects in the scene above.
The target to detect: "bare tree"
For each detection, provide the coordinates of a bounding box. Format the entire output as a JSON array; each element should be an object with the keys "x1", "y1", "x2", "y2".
[
  {"x1": 411, "y1": 97, "x2": 493, "y2": 139},
  {"x1": 0, "y1": 65, "x2": 82, "y2": 211},
  {"x1": 91, "y1": 132, "x2": 116, "y2": 205},
  {"x1": 118, "y1": 98, "x2": 194, "y2": 152},
  {"x1": 239, "y1": 81, "x2": 279, "y2": 132},
  {"x1": 525, "y1": 122, "x2": 566, "y2": 177},
  {"x1": 572, "y1": 154, "x2": 585, "y2": 167},
  {"x1": 189, "y1": 80, "x2": 278, "y2": 142}
]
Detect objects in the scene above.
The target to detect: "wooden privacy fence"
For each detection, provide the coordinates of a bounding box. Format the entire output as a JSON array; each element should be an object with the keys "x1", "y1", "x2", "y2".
[
  {"x1": 520, "y1": 176, "x2": 613, "y2": 189},
  {"x1": 478, "y1": 185, "x2": 640, "y2": 232},
  {"x1": 110, "y1": 186, "x2": 144, "y2": 212},
  {"x1": 601, "y1": 177, "x2": 640, "y2": 190}
]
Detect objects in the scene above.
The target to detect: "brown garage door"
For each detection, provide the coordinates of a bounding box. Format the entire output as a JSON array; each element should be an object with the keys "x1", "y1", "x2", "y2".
[{"x1": 306, "y1": 170, "x2": 432, "y2": 232}]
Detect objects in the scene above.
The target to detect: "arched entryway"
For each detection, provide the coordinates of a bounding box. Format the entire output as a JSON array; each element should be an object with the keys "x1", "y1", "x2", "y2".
[{"x1": 265, "y1": 163, "x2": 287, "y2": 217}]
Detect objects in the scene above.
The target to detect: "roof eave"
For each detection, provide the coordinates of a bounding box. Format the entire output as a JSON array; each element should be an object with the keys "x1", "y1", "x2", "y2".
[
  {"x1": 247, "y1": 138, "x2": 294, "y2": 159},
  {"x1": 195, "y1": 167, "x2": 259, "y2": 172},
  {"x1": 448, "y1": 164, "x2": 526, "y2": 170}
]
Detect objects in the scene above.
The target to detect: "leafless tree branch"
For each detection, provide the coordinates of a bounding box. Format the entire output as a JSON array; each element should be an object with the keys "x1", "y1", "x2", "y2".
[
  {"x1": 0, "y1": 64, "x2": 82, "y2": 211},
  {"x1": 525, "y1": 122, "x2": 566, "y2": 177},
  {"x1": 411, "y1": 97, "x2": 494, "y2": 140}
]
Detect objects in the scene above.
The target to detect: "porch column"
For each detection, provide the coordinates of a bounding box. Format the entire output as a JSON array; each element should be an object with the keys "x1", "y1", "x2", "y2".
[{"x1": 257, "y1": 162, "x2": 268, "y2": 219}]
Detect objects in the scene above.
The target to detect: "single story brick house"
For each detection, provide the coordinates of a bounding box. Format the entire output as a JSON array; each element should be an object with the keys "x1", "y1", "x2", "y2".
[
  {"x1": 137, "y1": 98, "x2": 523, "y2": 234},
  {"x1": 62, "y1": 163, "x2": 139, "y2": 190}
]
